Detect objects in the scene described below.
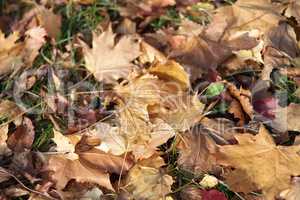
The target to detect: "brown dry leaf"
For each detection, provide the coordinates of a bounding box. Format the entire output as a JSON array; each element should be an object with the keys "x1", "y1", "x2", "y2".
[
  {"x1": 13, "y1": 6, "x2": 61, "y2": 39},
  {"x1": 111, "y1": 74, "x2": 176, "y2": 159},
  {"x1": 205, "y1": 0, "x2": 283, "y2": 42},
  {"x1": 279, "y1": 177, "x2": 300, "y2": 200},
  {"x1": 47, "y1": 143, "x2": 133, "y2": 191},
  {"x1": 81, "y1": 25, "x2": 140, "y2": 83},
  {"x1": 200, "y1": 117, "x2": 241, "y2": 143},
  {"x1": 265, "y1": 22, "x2": 299, "y2": 59},
  {"x1": 262, "y1": 22, "x2": 299, "y2": 80},
  {"x1": 285, "y1": 0, "x2": 300, "y2": 24},
  {"x1": 272, "y1": 103, "x2": 300, "y2": 132},
  {"x1": 177, "y1": 18, "x2": 204, "y2": 36},
  {"x1": 0, "y1": 100, "x2": 23, "y2": 125},
  {"x1": 177, "y1": 129, "x2": 218, "y2": 173},
  {"x1": 7, "y1": 117, "x2": 35, "y2": 152},
  {"x1": 47, "y1": 154, "x2": 114, "y2": 191},
  {"x1": 148, "y1": 94, "x2": 204, "y2": 132},
  {"x1": 120, "y1": 0, "x2": 176, "y2": 17},
  {"x1": 228, "y1": 99, "x2": 246, "y2": 126},
  {"x1": 226, "y1": 81, "x2": 254, "y2": 119},
  {"x1": 0, "y1": 31, "x2": 23, "y2": 75},
  {"x1": 77, "y1": 148, "x2": 133, "y2": 174},
  {"x1": 24, "y1": 27, "x2": 47, "y2": 66},
  {"x1": 0, "y1": 27, "x2": 47, "y2": 75},
  {"x1": 169, "y1": 35, "x2": 232, "y2": 81},
  {"x1": 217, "y1": 125, "x2": 300, "y2": 199},
  {"x1": 124, "y1": 156, "x2": 174, "y2": 200}
]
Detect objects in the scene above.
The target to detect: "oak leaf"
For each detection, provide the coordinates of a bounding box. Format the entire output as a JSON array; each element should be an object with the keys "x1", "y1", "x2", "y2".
[
  {"x1": 217, "y1": 125, "x2": 300, "y2": 199},
  {"x1": 81, "y1": 26, "x2": 140, "y2": 83}
]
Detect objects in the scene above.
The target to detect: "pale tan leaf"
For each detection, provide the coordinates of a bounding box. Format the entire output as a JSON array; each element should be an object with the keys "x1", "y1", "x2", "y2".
[
  {"x1": 0, "y1": 125, "x2": 11, "y2": 156},
  {"x1": 273, "y1": 103, "x2": 300, "y2": 132},
  {"x1": 279, "y1": 177, "x2": 300, "y2": 200},
  {"x1": 285, "y1": 0, "x2": 300, "y2": 24},
  {"x1": 0, "y1": 31, "x2": 23, "y2": 75},
  {"x1": 217, "y1": 125, "x2": 300, "y2": 199},
  {"x1": 81, "y1": 26, "x2": 140, "y2": 83},
  {"x1": 24, "y1": 27, "x2": 47, "y2": 66},
  {"x1": 205, "y1": 0, "x2": 283, "y2": 41},
  {"x1": 51, "y1": 129, "x2": 76, "y2": 153},
  {"x1": 125, "y1": 156, "x2": 174, "y2": 200}
]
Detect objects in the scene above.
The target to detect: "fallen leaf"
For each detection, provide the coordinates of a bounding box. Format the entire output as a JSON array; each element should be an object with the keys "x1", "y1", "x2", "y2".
[
  {"x1": 0, "y1": 26, "x2": 47, "y2": 75},
  {"x1": 47, "y1": 143, "x2": 133, "y2": 191},
  {"x1": 124, "y1": 156, "x2": 174, "y2": 200},
  {"x1": 0, "y1": 125, "x2": 11, "y2": 156},
  {"x1": 177, "y1": 129, "x2": 218, "y2": 173},
  {"x1": 77, "y1": 148, "x2": 133, "y2": 174},
  {"x1": 139, "y1": 41, "x2": 167, "y2": 64},
  {"x1": 13, "y1": 6, "x2": 61, "y2": 39},
  {"x1": 81, "y1": 25, "x2": 140, "y2": 83},
  {"x1": 205, "y1": 0, "x2": 283, "y2": 41},
  {"x1": 265, "y1": 22, "x2": 299, "y2": 59},
  {"x1": 228, "y1": 98, "x2": 246, "y2": 126},
  {"x1": 226, "y1": 81, "x2": 254, "y2": 119},
  {"x1": 272, "y1": 103, "x2": 300, "y2": 132},
  {"x1": 169, "y1": 35, "x2": 232, "y2": 81},
  {"x1": 279, "y1": 176, "x2": 300, "y2": 200},
  {"x1": 50, "y1": 129, "x2": 76, "y2": 153},
  {"x1": 149, "y1": 60, "x2": 190, "y2": 90},
  {"x1": 0, "y1": 100, "x2": 23, "y2": 124},
  {"x1": 7, "y1": 117, "x2": 35, "y2": 152},
  {"x1": 47, "y1": 154, "x2": 114, "y2": 191},
  {"x1": 24, "y1": 27, "x2": 47, "y2": 66},
  {"x1": 0, "y1": 31, "x2": 23, "y2": 75},
  {"x1": 217, "y1": 125, "x2": 300, "y2": 199},
  {"x1": 285, "y1": 0, "x2": 300, "y2": 24}
]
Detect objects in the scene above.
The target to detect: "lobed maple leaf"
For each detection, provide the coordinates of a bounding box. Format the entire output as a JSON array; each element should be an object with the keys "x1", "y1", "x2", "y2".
[
  {"x1": 81, "y1": 25, "x2": 141, "y2": 83},
  {"x1": 217, "y1": 125, "x2": 300, "y2": 199}
]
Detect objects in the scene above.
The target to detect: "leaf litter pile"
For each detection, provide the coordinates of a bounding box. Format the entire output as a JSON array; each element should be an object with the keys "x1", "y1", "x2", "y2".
[{"x1": 1, "y1": 0, "x2": 300, "y2": 199}]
